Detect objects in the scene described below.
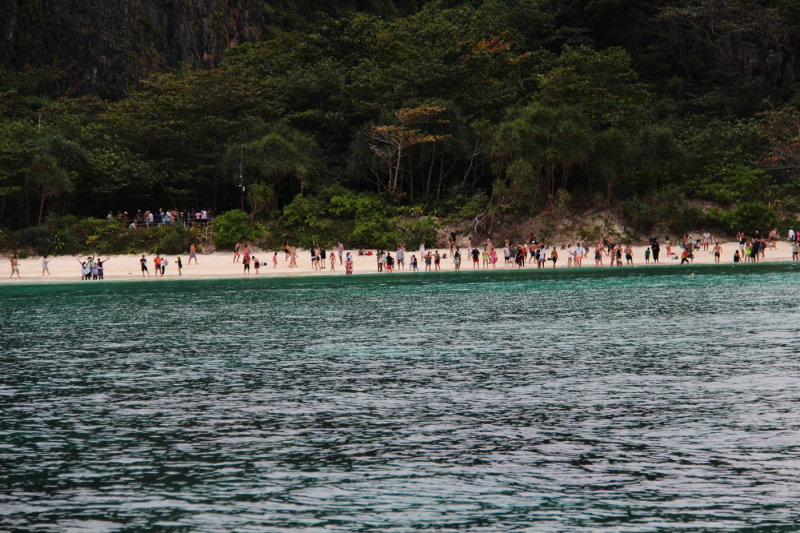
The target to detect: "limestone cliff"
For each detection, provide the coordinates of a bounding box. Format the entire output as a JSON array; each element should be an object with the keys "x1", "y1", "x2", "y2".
[{"x1": 1, "y1": 0, "x2": 264, "y2": 97}]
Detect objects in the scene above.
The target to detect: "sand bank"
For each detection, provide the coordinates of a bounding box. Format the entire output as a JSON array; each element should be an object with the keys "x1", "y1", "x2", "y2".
[{"x1": 1, "y1": 241, "x2": 796, "y2": 284}]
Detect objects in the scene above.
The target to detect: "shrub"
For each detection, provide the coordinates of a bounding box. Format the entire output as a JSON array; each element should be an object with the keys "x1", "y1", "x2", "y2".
[{"x1": 212, "y1": 210, "x2": 266, "y2": 250}]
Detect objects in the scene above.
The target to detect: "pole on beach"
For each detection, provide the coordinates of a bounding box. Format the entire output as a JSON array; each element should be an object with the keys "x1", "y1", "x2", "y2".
[{"x1": 239, "y1": 143, "x2": 244, "y2": 212}]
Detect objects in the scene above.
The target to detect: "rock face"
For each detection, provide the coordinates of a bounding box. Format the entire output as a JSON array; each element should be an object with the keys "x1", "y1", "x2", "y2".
[{"x1": 0, "y1": 0, "x2": 264, "y2": 97}]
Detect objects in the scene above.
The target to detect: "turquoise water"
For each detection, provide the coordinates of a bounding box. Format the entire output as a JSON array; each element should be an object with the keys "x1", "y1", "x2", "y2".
[{"x1": 2, "y1": 265, "x2": 800, "y2": 532}]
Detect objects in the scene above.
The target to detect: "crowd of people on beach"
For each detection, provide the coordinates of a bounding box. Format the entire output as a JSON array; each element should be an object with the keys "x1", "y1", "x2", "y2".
[
  {"x1": 5, "y1": 227, "x2": 800, "y2": 279},
  {"x1": 107, "y1": 208, "x2": 215, "y2": 228}
]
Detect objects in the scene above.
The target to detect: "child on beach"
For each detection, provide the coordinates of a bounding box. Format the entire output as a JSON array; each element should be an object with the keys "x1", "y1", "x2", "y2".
[
  {"x1": 330, "y1": 252, "x2": 336, "y2": 272},
  {"x1": 411, "y1": 255, "x2": 418, "y2": 271},
  {"x1": 253, "y1": 257, "x2": 260, "y2": 274},
  {"x1": 42, "y1": 256, "x2": 50, "y2": 276},
  {"x1": 176, "y1": 256, "x2": 182, "y2": 276},
  {"x1": 273, "y1": 252, "x2": 278, "y2": 268},
  {"x1": 645, "y1": 247, "x2": 650, "y2": 264}
]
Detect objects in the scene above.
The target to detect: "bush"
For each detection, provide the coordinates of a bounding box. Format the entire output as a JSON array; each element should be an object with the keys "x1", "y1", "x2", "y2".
[
  {"x1": 400, "y1": 216, "x2": 442, "y2": 248},
  {"x1": 12, "y1": 225, "x2": 54, "y2": 256},
  {"x1": 213, "y1": 210, "x2": 266, "y2": 250}
]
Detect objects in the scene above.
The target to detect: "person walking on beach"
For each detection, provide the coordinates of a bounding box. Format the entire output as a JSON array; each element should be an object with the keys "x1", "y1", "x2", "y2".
[
  {"x1": 289, "y1": 247, "x2": 297, "y2": 268},
  {"x1": 176, "y1": 256, "x2": 182, "y2": 276},
  {"x1": 140, "y1": 254, "x2": 150, "y2": 278},
  {"x1": 713, "y1": 242, "x2": 722, "y2": 264},
  {"x1": 9, "y1": 252, "x2": 20, "y2": 278},
  {"x1": 42, "y1": 255, "x2": 50, "y2": 276},
  {"x1": 234, "y1": 242, "x2": 241, "y2": 263},
  {"x1": 680, "y1": 248, "x2": 690, "y2": 264},
  {"x1": 189, "y1": 243, "x2": 198, "y2": 265}
]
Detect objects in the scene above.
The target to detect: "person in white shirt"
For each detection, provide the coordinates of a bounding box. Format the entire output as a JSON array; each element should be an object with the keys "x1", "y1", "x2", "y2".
[
  {"x1": 42, "y1": 256, "x2": 50, "y2": 276},
  {"x1": 566, "y1": 245, "x2": 573, "y2": 267},
  {"x1": 396, "y1": 246, "x2": 405, "y2": 270},
  {"x1": 702, "y1": 231, "x2": 711, "y2": 251},
  {"x1": 789, "y1": 229, "x2": 796, "y2": 242},
  {"x1": 575, "y1": 244, "x2": 583, "y2": 267}
]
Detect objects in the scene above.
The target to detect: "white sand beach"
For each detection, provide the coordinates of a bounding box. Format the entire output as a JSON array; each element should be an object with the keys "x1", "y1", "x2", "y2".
[{"x1": 1, "y1": 240, "x2": 796, "y2": 283}]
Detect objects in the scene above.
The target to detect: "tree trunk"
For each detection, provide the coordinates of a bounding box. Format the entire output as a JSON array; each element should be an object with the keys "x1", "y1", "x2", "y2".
[{"x1": 38, "y1": 192, "x2": 46, "y2": 226}]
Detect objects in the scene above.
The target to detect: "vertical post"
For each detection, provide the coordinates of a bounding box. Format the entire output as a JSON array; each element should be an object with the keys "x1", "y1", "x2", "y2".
[{"x1": 239, "y1": 144, "x2": 244, "y2": 211}]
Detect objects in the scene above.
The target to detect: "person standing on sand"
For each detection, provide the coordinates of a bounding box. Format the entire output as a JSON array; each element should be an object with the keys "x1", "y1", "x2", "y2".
[
  {"x1": 42, "y1": 255, "x2": 50, "y2": 276},
  {"x1": 234, "y1": 242, "x2": 241, "y2": 263},
  {"x1": 273, "y1": 252, "x2": 278, "y2": 269},
  {"x1": 713, "y1": 242, "x2": 722, "y2": 264},
  {"x1": 285, "y1": 240, "x2": 291, "y2": 261},
  {"x1": 665, "y1": 236, "x2": 671, "y2": 257},
  {"x1": 154, "y1": 254, "x2": 162, "y2": 277},
  {"x1": 454, "y1": 248, "x2": 461, "y2": 271},
  {"x1": 551, "y1": 247, "x2": 558, "y2": 268},
  {"x1": 645, "y1": 247, "x2": 650, "y2": 264},
  {"x1": 189, "y1": 243, "x2": 198, "y2": 265},
  {"x1": 434, "y1": 250, "x2": 441, "y2": 271},
  {"x1": 489, "y1": 247, "x2": 497, "y2": 268},
  {"x1": 703, "y1": 231, "x2": 711, "y2": 251},
  {"x1": 97, "y1": 257, "x2": 109, "y2": 279},
  {"x1": 615, "y1": 245, "x2": 622, "y2": 267},
  {"x1": 243, "y1": 251, "x2": 250, "y2": 274},
  {"x1": 652, "y1": 240, "x2": 660, "y2": 263},
  {"x1": 792, "y1": 241, "x2": 799, "y2": 261},
  {"x1": 338, "y1": 242, "x2": 344, "y2": 265},
  {"x1": 176, "y1": 256, "x2": 182, "y2": 276},
  {"x1": 289, "y1": 247, "x2": 297, "y2": 268},
  {"x1": 471, "y1": 247, "x2": 480, "y2": 269},
  {"x1": 320, "y1": 247, "x2": 327, "y2": 270},
  {"x1": 9, "y1": 252, "x2": 20, "y2": 278},
  {"x1": 330, "y1": 252, "x2": 336, "y2": 272},
  {"x1": 625, "y1": 244, "x2": 633, "y2": 266},
  {"x1": 594, "y1": 244, "x2": 603, "y2": 267},
  {"x1": 575, "y1": 243, "x2": 583, "y2": 267},
  {"x1": 140, "y1": 254, "x2": 150, "y2": 278},
  {"x1": 253, "y1": 256, "x2": 260, "y2": 274},
  {"x1": 396, "y1": 245, "x2": 405, "y2": 271},
  {"x1": 482, "y1": 246, "x2": 489, "y2": 268}
]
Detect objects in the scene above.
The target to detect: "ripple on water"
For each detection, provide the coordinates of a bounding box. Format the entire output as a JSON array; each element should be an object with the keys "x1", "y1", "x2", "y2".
[{"x1": 1, "y1": 266, "x2": 800, "y2": 531}]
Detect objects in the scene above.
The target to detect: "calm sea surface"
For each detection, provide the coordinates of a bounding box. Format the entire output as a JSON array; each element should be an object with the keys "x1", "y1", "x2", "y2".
[{"x1": 2, "y1": 265, "x2": 800, "y2": 532}]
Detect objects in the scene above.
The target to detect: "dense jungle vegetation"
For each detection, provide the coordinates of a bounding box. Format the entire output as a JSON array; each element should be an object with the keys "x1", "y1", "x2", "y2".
[{"x1": 2, "y1": 0, "x2": 800, "y2": 253}]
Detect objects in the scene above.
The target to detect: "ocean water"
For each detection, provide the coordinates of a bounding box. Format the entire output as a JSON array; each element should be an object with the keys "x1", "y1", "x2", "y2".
[{"x1": 2, "y1": 264, "x2": 800, "y2": 532}]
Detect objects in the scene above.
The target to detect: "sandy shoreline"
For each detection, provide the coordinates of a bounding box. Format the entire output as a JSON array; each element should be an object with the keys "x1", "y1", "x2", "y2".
[{"x1": 1, "y1": 241, "x2": 796, "y2": 284}]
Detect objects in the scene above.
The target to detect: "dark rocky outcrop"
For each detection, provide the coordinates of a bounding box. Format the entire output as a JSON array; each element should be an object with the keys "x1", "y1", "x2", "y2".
[{"x1": 0, "y1": 0, "x2": 264, "y2": 97}]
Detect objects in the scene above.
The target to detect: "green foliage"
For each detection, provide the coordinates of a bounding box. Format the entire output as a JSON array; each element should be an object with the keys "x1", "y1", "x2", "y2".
[
  {"x1": 212, "y1": 210, "x2": 267, "y2": 250},
  {"x1": 708, "y1": 202, "x2": 781, "y2": 234}
]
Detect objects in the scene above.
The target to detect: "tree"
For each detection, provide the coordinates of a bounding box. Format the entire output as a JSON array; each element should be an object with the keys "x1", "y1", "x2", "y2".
[
  {"x1": 365, "y1": 103, "x2": 449, "y2": 194},
  {"x1": 26, "y1": 153, "x2": 73, "y2": 225}
]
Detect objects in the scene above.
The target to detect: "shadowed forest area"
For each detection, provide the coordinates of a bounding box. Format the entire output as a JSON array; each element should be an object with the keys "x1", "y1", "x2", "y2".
[{"x1": 1, "y1": 0, "x2": 800, "y2": 253}]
